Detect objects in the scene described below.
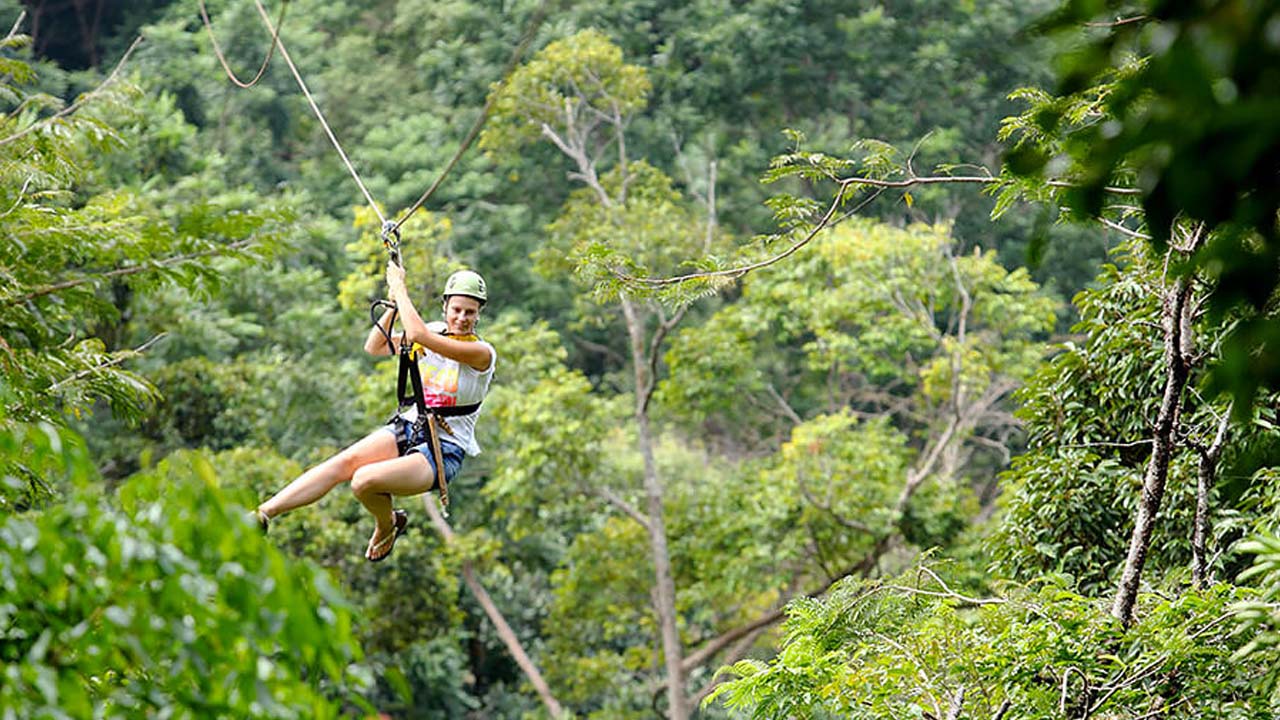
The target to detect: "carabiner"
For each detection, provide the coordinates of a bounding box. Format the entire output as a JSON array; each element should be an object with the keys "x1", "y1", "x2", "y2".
[{"x1": 381, "y1": 220, "x2": 403, "y2": 267}]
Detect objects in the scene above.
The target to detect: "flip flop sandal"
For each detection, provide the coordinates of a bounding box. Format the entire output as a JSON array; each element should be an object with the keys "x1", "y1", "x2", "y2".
[
  {"x1": 366, "y1": 509, "x2": 409, "y2": 562},
  {"x1": 251, "y1": 508, "x2": 270, "y2": 534}
]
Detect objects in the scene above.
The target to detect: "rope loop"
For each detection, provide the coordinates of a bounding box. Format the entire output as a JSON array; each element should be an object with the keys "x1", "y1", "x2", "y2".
[{"x1": 370, "y1": 298, "x2": 398, "y2": 351}]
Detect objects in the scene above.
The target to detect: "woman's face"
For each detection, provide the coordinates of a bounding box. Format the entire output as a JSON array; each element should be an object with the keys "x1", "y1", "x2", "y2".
[{"x1": 443, "y1": 295, "x2": 483, "y2": 335}]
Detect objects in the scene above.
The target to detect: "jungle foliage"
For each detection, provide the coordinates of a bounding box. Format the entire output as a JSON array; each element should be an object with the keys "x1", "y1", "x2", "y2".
[{"x1": 4, "y1": 0, "x2": 1280, "y2": 718}]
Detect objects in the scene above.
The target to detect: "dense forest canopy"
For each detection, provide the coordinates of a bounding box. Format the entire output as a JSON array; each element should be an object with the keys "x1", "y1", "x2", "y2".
[{"x1": 3, "y1": 0, "x2": 1280, "y2": 718}]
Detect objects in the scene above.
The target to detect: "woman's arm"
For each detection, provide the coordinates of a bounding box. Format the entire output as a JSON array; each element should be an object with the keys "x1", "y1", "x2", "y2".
[
  {"x1": 386, "y1": 263, "x2": 493, "y2": 371},
  {"x1": 364, "y1": 307, "x2": 401, "y2": 356}
]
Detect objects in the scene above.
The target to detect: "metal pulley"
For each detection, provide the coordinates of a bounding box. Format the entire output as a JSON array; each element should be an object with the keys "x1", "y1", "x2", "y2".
[{"x1": 381, "y1": 219, "x2": 403, "y2": 267}]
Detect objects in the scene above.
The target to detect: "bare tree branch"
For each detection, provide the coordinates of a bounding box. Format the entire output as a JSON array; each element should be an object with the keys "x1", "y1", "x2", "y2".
[
  {"x1": 47, "y1": 333, "x2": 167, "y2": 393},
  {"x1": 764, "y1": 383, "x2": 803, "y2": 425},
  {"x1": 4, "y1": 238, "x2": 256, "y2": 305},
  {"x1": 617, "y1": 183, "x2": 845, "y2": 288},
  {"x1": 1111, "y1": 257, "x2": 1195, "y2": 624},
  {"x1": 573, "y1": 335, "x2": 627, "y2": 366},
  {"x1": 0, "y1": 35, "x2": 144, "y2": 148},
  {"x1": 1192, "y1": 403, "x2": 1231, "y2": 587},
  {"x1": 639, "y1": 302, "x2": 687, "y2": 412},
  {"x1": 614, "y1": 173, "x2": 1139, "y2": 289},
  {"x1": 5, "y1": 10, "x2": 25, "y2": 40},
  {"x1": 1085, "y1": 15, "x2": 1149, "y2": 28},
  {"x1": 1099, "y1": 216, "x2": 1151, "y2": 240},
  {"x1": 594, "y1": 485, "x2": 650, "y2": 531},
  {"x1": 0, "y1": 176, "x2": 32, "y2": 219},
  {"x1": 945, "y1": 685, "x2": 966, "y2": 720}
]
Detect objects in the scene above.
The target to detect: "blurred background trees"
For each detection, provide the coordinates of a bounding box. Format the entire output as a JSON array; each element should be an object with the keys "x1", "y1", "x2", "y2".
[{"x1": 4, "y1": 0, "x2": 1279, "y2": 717}]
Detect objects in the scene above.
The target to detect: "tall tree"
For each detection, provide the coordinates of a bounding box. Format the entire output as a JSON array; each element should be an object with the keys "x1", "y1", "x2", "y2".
[{"x1": 484, "y1": 29, "x2": 715, "y2": 718}]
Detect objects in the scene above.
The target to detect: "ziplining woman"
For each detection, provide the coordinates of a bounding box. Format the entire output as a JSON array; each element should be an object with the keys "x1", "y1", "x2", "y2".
[{"x1": 254, "y1": 264, "x2": 497, "y2": 561}]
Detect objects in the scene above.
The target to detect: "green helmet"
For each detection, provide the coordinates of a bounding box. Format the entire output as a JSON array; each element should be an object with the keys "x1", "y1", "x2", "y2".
[{"x1": 443, "y1": 269, "x2": 488, "y2": 303}]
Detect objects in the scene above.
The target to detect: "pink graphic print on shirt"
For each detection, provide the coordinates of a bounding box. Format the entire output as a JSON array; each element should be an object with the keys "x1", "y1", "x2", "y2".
[{"x1": 420, "y1": 359, "x2": 460, "y2": 407}]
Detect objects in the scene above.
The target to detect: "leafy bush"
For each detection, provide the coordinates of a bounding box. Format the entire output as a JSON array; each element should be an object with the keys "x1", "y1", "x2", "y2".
[
  {"x1": 709, "y1": 567, "x2": 1279, "y2": 719},
  {"x1": 0, "y1": 443, "x2": 370, "y2": 718}
]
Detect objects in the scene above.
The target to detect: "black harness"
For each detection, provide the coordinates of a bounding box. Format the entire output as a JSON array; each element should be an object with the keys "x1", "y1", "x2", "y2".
[{"x1": 372, "y1": 222, "x2": 483, "y2": 514}]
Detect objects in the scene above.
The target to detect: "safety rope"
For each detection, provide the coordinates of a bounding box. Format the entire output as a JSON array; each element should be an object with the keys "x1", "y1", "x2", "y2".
[
  {"x1": 197, "y1": 0, "x2": 289, "y2": 89},
  {"x1": 232, "y1": 0, "x2": 552, "y2": 233},
  {"x1": 386, "y1": 0, "x2": 552, "y2": 234},
  {"x1": 248, "y1": 0, "x2": 387, "y2": 225},
  {"x1": 203, "y1": 2, "x2": 530, "y2": 514}
]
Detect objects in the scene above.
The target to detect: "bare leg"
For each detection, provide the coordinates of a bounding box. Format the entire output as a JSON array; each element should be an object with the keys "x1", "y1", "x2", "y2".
[
  {"x1": 258, "y1": 430, "x2": 399, "y2": 520},
  {"x1": 351, "y1": 453, "x2": 435, "y2": 559}
]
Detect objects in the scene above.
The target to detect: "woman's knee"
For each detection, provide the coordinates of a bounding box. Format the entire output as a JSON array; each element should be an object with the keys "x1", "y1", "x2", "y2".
[{"x1": 350, "y1": 465, "x2": 383, "y2": 496}]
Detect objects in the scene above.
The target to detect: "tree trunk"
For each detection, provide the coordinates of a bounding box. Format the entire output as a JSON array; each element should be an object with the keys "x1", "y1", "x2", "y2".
[
  {"x1": 1111, "y1": 274, "x2": 1192, "y2": 624},
  {"x1": 1192, "y1": 409, "x2": 1231, "y2": 588},
  {"x1": 421, "y1": 498, "x2": 565, "y2": 718},
  {"x1": 623, "y1": 298, "x2": 689, "y2": 720}
]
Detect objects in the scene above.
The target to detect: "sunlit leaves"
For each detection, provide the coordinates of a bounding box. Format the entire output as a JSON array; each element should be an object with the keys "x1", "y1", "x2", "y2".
[
  {"x1": 710, "y1": 568, "x2": 1277, "y2": 718},
  {"x1": 1234, "y1": 533, "x2": 1280, "y2": 682},
  {"x1": 480, "y1": 28, "x2": 652, "y2": 157}
]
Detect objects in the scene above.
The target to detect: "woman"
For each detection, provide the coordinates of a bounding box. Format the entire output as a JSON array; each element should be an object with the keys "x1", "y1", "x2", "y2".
[{"x1": 255, "y1": 264, "x2": 496, "y2": 561}]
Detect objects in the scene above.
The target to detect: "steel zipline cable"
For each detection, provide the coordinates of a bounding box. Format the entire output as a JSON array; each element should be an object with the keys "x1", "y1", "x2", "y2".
[
  {"x1": 203, "y1": 0, "x2": 553, "y2": 235},
  {"x1": 197, "y1": 0, "x2": 289, "y2": 89},
  {"x1": 247, "y1": 0, "x2": 387, "y2": 225},
  {"x1": 386, "y1": 0, "x2": 552, "y2": 235}
]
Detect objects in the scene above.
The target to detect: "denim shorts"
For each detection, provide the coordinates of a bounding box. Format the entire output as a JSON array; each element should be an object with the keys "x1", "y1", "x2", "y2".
[{"x1": 383, "y1": 419, "x2": 465, "y2": 488}]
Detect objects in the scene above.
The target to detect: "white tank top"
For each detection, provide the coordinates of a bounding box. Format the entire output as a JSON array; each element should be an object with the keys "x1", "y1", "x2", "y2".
[{"x1": 407, "y1": 337, "x2": 496, "y2": 456}]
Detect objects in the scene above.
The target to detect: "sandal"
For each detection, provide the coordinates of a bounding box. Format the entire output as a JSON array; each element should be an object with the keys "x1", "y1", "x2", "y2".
[
  {"x1": 251, "y1": 508, "x2": 270, "y2": 534},
  {"x1": 366, "y1": 509, "x2": 408, "y2": 562}
]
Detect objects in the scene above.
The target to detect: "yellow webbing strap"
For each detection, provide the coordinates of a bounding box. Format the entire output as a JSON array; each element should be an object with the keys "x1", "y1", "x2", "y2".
[{"x1": 426, "y1": 414, "x2": 449, "y2": 514}]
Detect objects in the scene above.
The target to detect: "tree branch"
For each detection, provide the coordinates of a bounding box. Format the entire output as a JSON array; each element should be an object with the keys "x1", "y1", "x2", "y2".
[
  {"x1": 4, "y1": 237, "x2": 255, "y2": 305},
  {"x1": 764, "y1": 382, "x2": 803, "y2": 425},
  {"x1": 1192, "y1": 403, "x2": 1231, "y2": 587},
  {"x1": 47, "y1": 333, "x2": 167, "y2": 393},
  {"x1": 6, "y1": 10, "x2": 25, "y2": 40},
  {"x1": 1098, "y1": 216, "x2": 1151, "y2": 240},
  {"x1": 617, "y1": 183, "x2": 845, "y2": 288},
  {"x1": 1084, "y1": 15, "x2": 1149, "y2": 28},
  {"x1": 541, "y1": 120, "x2": 611, "y2": 208},
  {"x1": 896, "y1": 412, "x2": 961, "y2": 515},
  {"x1": 796, "y1": 473, "x2": 874, "y2": 534},
  {"x1": 0, "y1": 35, "x2": 143, "y2": 148},
  {"x1": 688, "y1": 625, "x2": 768, "y2": 709},
  {"x1": 640, "y1": 303, "x2": 687, "y2": 413},
  {"x1": 945, "y1": 685, "x2": 966, "y2": 720},
  {"x1": 679, "y1": 540, "x2": 891, "y2": 675},
  {"x1": 573, "y1": 336, "x2": 626, "y2": 366},
  {"x1": 594, "y1": 485, "x2": 650, "y2": 531},
  {"x1": 613, "y1": 173, "x2": 1139, "y2": 289}
]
